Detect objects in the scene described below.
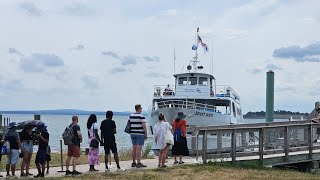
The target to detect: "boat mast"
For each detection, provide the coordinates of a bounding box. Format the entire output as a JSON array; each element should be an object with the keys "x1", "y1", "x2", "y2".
[
  {"x1": 191, "y1": 27, "x2": 200, "y2": 73},
  {"x1": 174, "y1": 43, "x2": 176, "y2": 74}
]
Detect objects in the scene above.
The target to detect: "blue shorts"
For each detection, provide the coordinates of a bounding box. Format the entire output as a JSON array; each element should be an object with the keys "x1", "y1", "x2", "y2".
[
  {"x1": 6, "y1": 149, "x2": 20, "y2": 165},
  {"x1": 23, "y1": 143, "x2": 33, "y2": 154},
  {"x1": 130, "y1": 134, "x2": 145, "y2": 146}
]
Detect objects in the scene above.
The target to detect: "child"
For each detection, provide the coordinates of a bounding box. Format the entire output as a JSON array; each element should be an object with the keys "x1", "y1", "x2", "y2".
[{"x1": 45, "y1": 145, "x2": 51, "y2": 174}]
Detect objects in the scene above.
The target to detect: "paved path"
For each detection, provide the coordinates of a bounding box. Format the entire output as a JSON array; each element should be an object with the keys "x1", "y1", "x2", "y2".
[{"x1": 0, "y1": 157, "x2": 202, "y2": 178}]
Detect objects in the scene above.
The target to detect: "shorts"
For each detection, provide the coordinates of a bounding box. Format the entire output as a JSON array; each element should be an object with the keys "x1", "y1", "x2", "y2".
[
  {"x1": 67, "y1": 144, "x2": 80, "y2": 158},
  {"x1": 23, "y1": 143, "x2": 33, "y2": 154},
  {"x1": 104, "y1": 142, "x2": 118, "y2": 155},
  {"x1": 45, "y1": 154, "x2": 51, "y2": 161},
  {"x1": 6, "y1": 149, "x2": 19, "y2": 165},
  {"x1": 35, "y1": 149, "x2": 46, "y2": 165},
  {"x1": 130, "y1": 134, "x2": 145, "y2": 146}
]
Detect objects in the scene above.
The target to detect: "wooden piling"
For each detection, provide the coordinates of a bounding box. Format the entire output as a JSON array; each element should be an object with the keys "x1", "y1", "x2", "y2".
[
  {"x1": 259, "y1": 128, "x2": 264, "y2": 166},
  {"x1": 34, "y1": 114, "x2": 41, "y2": 120},
  {"x1": 202, "y1": 131, "x2": 208, "y2": 163}
]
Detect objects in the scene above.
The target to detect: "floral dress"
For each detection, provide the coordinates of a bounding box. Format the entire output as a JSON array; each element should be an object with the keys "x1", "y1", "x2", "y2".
[{"x1": 88, "y1": 123, "x2": 100, "y2": 165}]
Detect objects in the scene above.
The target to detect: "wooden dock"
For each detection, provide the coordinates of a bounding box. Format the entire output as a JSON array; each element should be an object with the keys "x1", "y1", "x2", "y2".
[{"x1": 188, "y1": 119, "x2": 320, "y2": 171}]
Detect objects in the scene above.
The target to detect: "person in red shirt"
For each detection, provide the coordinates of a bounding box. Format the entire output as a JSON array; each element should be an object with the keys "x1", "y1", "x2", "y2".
[{"x1": 172, "y1": 112, "x2": 189, "y2": 164}]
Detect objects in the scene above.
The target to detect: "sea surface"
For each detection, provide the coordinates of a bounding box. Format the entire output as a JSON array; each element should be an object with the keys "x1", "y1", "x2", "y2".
[{"x1": 1, "y1": 114, "x2": 286, "y2": 152}]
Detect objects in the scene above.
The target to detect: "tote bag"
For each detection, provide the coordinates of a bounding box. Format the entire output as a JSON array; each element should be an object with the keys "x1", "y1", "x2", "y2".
[{"x1": 164, "y1": 124, "x2": 174, "y2": 145}]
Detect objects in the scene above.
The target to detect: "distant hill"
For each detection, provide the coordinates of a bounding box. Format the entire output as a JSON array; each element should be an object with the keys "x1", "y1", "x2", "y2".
[
  {"x1": 244, "y1": 110, "x2": 309, "y2": 119},
  {"x1": 0, "y1": 109, "x2": 148, "y2": 116}
]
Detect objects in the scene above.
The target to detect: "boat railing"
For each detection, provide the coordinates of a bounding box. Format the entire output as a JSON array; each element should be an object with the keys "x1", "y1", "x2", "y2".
[
  {"x1": 215, "y1": 85, "x2": 240, "y2": 101},
  {"x1": 153, "y1": 85, "x2": 240, "y2": 101},
  {"x1": 151, "y1": 99, "x2": 219, "y2": 112},
  {"x1": 153, "y1": 85, "x2": 175, "y2": 97}
]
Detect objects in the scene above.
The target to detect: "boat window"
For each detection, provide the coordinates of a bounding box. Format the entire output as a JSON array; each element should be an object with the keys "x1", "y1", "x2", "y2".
[
  {"x1": 178, "y1": 77, "x2": 187, "y2": 85},
  {"x1": 232, "y1": 102, "x2": 236, "y2": 118},
  {"x1": 188, "y1": 77, "x2": 197, "y2": 85},
  {"x1": 199, "y1": 77, "x2": 208, "y2": 86}
]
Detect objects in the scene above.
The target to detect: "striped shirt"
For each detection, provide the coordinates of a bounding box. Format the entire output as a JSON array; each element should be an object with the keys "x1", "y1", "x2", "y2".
[{"x1": 129, "y1": 113, "x2": 146, "y2": 135}]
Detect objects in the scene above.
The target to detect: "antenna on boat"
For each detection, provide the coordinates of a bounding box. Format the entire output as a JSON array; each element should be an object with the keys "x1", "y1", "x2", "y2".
[
  {"x1": 211, "y1": 40, "x2": 213, "y2": 75},
  {"x1": 174, "y1": 43, "x2": 176, "y2": 74}
]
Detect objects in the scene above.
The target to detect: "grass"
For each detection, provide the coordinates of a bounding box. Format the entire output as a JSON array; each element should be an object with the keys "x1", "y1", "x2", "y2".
[{"x1": 42, "y1": 162, "x2": 320, "y2": 180}]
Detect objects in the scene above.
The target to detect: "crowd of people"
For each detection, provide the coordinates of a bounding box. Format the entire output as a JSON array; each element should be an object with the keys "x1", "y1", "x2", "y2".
[
  {"x1": 0, "y1": 122, "x2": 50, "y2": 178},
  {"x1": 0, "y1": 103, "x2": 191, "y2": 178}
]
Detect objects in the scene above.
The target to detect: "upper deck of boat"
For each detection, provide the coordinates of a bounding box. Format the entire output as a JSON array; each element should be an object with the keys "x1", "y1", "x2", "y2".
[{"x1": 153, "y1": 72, "x2": 240, "y2": 103}]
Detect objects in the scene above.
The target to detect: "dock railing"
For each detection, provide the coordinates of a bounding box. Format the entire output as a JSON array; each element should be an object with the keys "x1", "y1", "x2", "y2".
[{"x1": 188, "y1": 119, "x2": 320, "y2": 166}]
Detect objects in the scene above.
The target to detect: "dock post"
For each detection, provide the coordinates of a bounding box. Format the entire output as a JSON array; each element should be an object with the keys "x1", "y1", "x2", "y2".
[
  {"x1": 259, "y1": 128, "x2": 264, "y2": 166},
  {"x1": 266, "y1": 70, "x2": 274, "y2": 122},
  {"x1": 0, "y1": 114, "x2": 2, "y2": 127},
  {"x1": 217, "y1": 133, "x2": 222, "y2": 154},
  {"x1": 284, "y1": 126, "x2": 289, "y2": 162},
  {"x1": 6, "y1": 118, "x2": 9, "y2": 127},
  {"x1": 196, "y1": 132, "x2": 199, "y2": 162},
  {"x1": 34, "y1": 114, "x2": 41, "y2": 120},
  {"x1": 191, "y1": 131, "x2": 197, "y2": 155},
  {"x1": 231, "y1": 129, "x2": 236, "y2": 165},
  {"x1": 58, "y1": 139, "x2": 64, "y2": 172},
  {"x1": 202, "y1": 131, "x2": 208, "y2": 163},
  {"x1": 308, "y1": 124, "x2": 313, "y2": 160}
]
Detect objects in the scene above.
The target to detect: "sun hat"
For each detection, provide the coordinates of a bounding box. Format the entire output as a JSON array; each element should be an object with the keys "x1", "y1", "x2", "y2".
[
  {"x1": 176, "y1": 112, "x2": 186, "y2": 119},
  {"x1": 8, "y1": 122, "x2": 17, "y2": 129}
]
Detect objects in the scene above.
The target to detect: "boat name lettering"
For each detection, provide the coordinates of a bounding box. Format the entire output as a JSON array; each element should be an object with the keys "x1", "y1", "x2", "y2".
[
  {"x1": 195, "y1": 111, "x2": 214, "y2": 117},
  {"x1": 184, "y1": 88, "x2": 195, "y2": 92}
]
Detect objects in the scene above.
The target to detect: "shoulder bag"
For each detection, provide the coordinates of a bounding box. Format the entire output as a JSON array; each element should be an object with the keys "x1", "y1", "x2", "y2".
[
  {"x1": 164, "y1": 123, "x2": 174, "y2": 145},
  {"x1": 124, "y1": 119, "x2": 131, "y2": 134}
]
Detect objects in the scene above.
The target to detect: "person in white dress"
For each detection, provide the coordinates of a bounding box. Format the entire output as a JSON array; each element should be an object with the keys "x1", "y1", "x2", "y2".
[{"x1": 154, "y1": 112, "x2": 172, "y2": 167}]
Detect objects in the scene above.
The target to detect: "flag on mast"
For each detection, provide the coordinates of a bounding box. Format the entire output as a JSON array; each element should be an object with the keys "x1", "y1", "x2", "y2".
[{"x1": 198, "y1": 35, "x2": 208, "y2": 52}]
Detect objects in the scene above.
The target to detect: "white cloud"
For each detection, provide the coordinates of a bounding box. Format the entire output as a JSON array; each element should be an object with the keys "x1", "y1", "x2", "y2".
[{"x1": 0, "y1": 0, "x2": 319, "y2": 113}]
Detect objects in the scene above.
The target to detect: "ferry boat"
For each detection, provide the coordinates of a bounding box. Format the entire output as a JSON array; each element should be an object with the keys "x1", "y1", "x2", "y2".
[
  {"x1": 148, "y1": 28, "x2": 244, "y2": 134},
  {"x1": 148, "y1": 28, "x2": 244, "y2": 153}
]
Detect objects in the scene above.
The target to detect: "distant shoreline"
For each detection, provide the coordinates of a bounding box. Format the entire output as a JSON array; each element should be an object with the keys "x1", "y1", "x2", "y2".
[{"x1": 0, "y1": 109, "x2": 148, "y2": 116}]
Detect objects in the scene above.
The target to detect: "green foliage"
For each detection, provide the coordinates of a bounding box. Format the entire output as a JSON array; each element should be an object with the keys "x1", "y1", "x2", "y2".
[{"x1": 142, "y1": 142, "x2": 154, "y2": 159}]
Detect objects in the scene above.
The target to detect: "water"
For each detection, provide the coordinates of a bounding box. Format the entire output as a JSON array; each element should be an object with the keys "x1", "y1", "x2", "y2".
[
  {"x1": 1, "y1": 114, "x2": 287, "y2": 152},
  {"x1": 1, "y1": 114, "x2": 130, "y2": 152}
]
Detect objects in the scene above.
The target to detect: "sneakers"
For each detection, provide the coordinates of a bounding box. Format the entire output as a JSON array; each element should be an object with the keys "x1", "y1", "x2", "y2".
[
  {"x1": 136, "y1": 163, "x2": 147, "y2": 168},
  {"x1": 34, "y1": 173, "x2": 44, "y2": 178},
  {"x1": 179, "y1": 161, "x2": 185, "y2": 164},
  {"x1": 65, "y1": 170, "x2": 72, "y2": 176},
  {"x1": 117, "y1": 168, "x2": 126, "y2": 172},
  {"x1": 131, "y1": 163, "x2": 136, "y2": 167},
  {"x1": 72, "y1": 170, "x2": 82, "y2": 175},
  {"x1": 174, "y1": 161, "x2": 179, "y2": 164}
]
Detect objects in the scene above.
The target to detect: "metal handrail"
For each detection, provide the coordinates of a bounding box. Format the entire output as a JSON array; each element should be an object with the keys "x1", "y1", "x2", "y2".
[
  {"x1": 153, "y1": 84, "x2": 240, "y2": 101},
  {"x1": 150, "y1": 99, "x2": 224, "y2": 113}
]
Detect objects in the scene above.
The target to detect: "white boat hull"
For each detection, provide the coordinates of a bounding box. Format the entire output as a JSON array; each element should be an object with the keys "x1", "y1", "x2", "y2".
[{"x1": 149, "y1": 107, "x2": 232, "y2": 128}]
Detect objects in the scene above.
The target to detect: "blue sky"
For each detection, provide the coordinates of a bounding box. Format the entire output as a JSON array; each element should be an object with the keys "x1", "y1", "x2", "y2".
[{"x1": 0, "y1": 0, "x2": 319, "y2": 113}]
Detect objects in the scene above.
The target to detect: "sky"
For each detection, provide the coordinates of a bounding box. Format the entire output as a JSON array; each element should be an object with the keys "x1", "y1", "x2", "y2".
[{"x1": 0, "y1": 0, "x2": 319, "y2": 113}]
